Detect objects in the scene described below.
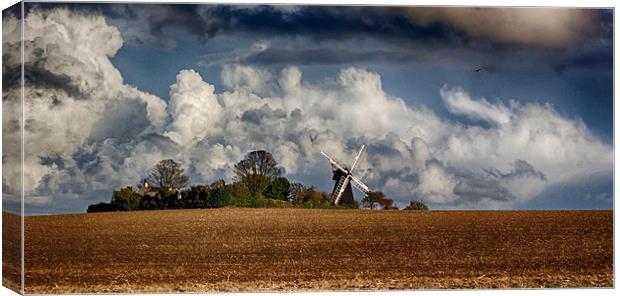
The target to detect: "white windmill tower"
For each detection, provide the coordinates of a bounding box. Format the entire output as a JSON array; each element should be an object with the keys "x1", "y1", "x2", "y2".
[{"x1": 321, "y1": 145, "x2": 371, "y2": 205}]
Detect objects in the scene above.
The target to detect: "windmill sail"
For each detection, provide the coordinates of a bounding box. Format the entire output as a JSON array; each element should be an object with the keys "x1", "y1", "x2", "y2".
[
  {"x1": 350, "y1": 145, "x2": 366, "y2": 172},
  {"x1": 321, "y1": 151, "x2": 347, "y2": 172},
  {"x1": 350, "y1": 176, "x2": 370, "y2": 194}
]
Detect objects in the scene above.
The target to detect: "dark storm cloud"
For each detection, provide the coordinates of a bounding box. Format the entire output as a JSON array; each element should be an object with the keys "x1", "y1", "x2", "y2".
[
  {"x1": 192, "y1": 6, "x2": 611, "y2": 50},
  {"x1": 199, "y1": 6, "x2": 459, "y2": 46},
  {"x1": 25, "y1": 3, "x2": 612, "y2": 70},
  {"x1": 26, "y1": 3, "x2": 230, "y2": 41},
  {"x1": 27, "y1": 3, "x2": 610, "y2": 49}
]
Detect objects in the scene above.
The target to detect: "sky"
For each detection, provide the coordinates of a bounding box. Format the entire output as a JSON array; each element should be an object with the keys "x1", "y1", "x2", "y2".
[{"x1": 1, "y1": 2, "x2": 614, "y2": 214}]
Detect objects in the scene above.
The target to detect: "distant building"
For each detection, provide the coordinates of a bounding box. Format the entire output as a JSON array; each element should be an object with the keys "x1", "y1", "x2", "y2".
[
  {"x1": 138, "y1": 179, "x2": 160, "y2": 198},
  {"x1": 138, "y1": 179, "x2": 182, "y2": 200}
]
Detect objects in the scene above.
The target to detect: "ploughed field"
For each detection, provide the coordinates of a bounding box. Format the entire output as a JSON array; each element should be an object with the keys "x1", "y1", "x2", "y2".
[{"x1": 9, "y1": 209, "x2": 613, "y2": 292}]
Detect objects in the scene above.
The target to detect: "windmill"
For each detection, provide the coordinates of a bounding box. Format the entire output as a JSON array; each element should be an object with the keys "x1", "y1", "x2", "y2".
[{"x1": 321, "y1": 145, "x2": 371, "y2": 205}]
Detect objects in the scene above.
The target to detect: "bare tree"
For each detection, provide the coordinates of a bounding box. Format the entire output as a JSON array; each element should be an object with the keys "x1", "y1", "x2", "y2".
[
  {"x1": 289, "y1": 182, "x2": 306, "y2": 205},
  {"x1": 234, "y1": 150, "x2": 282, "y2": 196},
  {"x1": 234, "y1": 150, "x2": 281, "y2": 179},
  {"x1": 147, "y1": 159, "x2": 189, "y2": 189}
]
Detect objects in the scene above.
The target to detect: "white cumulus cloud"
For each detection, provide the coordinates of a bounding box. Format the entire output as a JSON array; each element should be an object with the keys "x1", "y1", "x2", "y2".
[{"x1": 165, "y1": 69, "x2": 222, "y2": 146}]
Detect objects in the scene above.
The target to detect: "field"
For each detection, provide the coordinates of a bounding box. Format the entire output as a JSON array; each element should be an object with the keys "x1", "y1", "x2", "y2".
[
  {"x1": 3, "y1": 209, "x2": 614, "y2": 293},
  {"x1": 2, "y1": 211, "x2": 21, "y2": 293}
]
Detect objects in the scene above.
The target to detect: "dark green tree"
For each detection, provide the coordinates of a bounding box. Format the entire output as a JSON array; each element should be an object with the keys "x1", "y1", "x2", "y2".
[
  {"x1": 184, "y1": 185, "x2": 209, "y2": 208},
  {"x1": 209, "y1": 184, "x2": 234, "y2": 208},
  {"x1": 139, "y1": 196, "x2": 160, "y2": 210},
  {"x1": 87, "y1": 202, "x2": 123, "y2": 213},
  {"x1": 265, "y1": 177, "x2": 291, "y2": 201},
  {"x1": 111, "y1": 186, "x2": 142, "y2": 211},
  {"x1": 230, "y1": 182, "x2": 255, "y2": 207},
  {"x1": 404, "y1": 200, "x2": 429, "y2": 211}
]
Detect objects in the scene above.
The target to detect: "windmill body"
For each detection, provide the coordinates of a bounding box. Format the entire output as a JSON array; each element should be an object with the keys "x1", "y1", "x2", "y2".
[
  {"x1": 321, "y1": 145, "x2": 371, "y2": 206},
  {"x1": 331, "y1": 169, "x2": 355, "y2": 206}
]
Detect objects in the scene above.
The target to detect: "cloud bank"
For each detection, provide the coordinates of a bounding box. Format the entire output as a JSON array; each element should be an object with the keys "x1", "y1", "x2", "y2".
[
  {"x1": 104, "y1": 5, "x2": 606, "y2": 49},
  {"x1": 25, "y1": 4, "x2": 612, "y2": 74},
  {"x1": 2, "y1": 8, "x2": 612, "y2": 213}
]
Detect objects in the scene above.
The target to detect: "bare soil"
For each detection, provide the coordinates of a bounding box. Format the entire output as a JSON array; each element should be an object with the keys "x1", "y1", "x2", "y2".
[
  {"x1": 2, "y1": 212, "x2": 21, "y2": 293},
  {"x1": 4, "y1": 209, "x2": 613, "y2": 292}
]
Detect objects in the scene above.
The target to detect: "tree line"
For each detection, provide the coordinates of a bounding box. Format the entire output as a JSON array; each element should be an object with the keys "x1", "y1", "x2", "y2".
[{"x1": 87, "y1": 150, "x2": 429, "y2": 213}]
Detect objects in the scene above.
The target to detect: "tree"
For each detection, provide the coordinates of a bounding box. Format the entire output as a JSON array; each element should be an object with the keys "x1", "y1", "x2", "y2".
[
  {"x1": 289, "y1": 182, "x2": 306, "y2": 205},
  {"x1": 361, "y1": 191, "x2": 385, "y2": 210},
  {"x1": 139, "y1": 196, "x2": 160, "y2": 210},
  {"x1": 230, "y1": 182, "x2": 256, "y2": 207},
  {"x1": 147, "y1": 159, "x2": 189, "y2": 190},
  {"x1": 210, "y1": 179, "x2": 225, "y2": 189},
  {"x1": 184, "y1": 185, "x2": 209, "y2": 208},
  {"x1": 361, "y1": 191, "x2": 398, "y2": 210},
  {"x1": 209, "y1": 184, "x2": 234, "y2": 208},
  {"x1": 377, "y1": 194, "x2": 398, "y2": 210},
  {"x1": 234, "y1": 150, "x2": 282, "y2": 197},
  {"x1": 87, "y1": 202, "x2": 123, "y2": 213},
  {"x1": 265, "y1": 177, "x2": 290, "y2": 201},
  {"x1": 404, "y1": 200, "x2": 429, "y2": 211},
  {"x1": 303, "y1": 187, "x2": 331, "y2": 206},
  {"x1": 111, "y1": 186, "x2": 142, "y2": 211},
  {"x1": 383, "y1": 203, "x2": 399, "y2": 210}
]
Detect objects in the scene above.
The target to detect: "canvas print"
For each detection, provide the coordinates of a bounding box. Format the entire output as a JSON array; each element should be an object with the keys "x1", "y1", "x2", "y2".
[{"x1": 1, "y1": 1, "x2": 613, "y2": 293}]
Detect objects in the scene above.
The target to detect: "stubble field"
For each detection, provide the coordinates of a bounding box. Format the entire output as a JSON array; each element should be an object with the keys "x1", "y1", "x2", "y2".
[{"x1": 3, "y1": 208, "x2": 613, "y2": 293}]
